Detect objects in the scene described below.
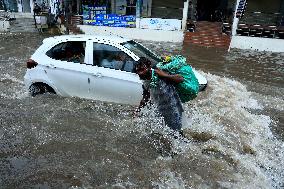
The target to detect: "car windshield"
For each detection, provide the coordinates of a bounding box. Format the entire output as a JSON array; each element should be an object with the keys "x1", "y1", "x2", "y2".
[{"x1": 121, "y1": 40, "x2": 162, "y2": 65}]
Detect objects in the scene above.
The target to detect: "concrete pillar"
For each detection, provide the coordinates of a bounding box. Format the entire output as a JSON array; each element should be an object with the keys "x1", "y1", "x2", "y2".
[
  {"x1": 111, "y1": 0, "x2": 116, "y2": 14},
  {"x1": 136, "y1": 0, "x2": 142, "y2": 18},
  {"x1": 231, "y1": 0, "x2": 240, "y2": 36},
  {"x1": 136, "y1": 0, "x2": 142, "y2": 28},
  {"x1": 190, "y1": 0, "x2": 197, "y2": 20},
  {"x1": 182, "y1": 0, "x2": 189, "y2": 31},
  {"x1": 76, "y1": 0, "x2": 80, "y2": 14},
  {"x1": 229, "y1": 0, "x2": 240, "y2": 52},
  {"x1": 147, "y1": 0, "x2": 152, "y2": 17}
]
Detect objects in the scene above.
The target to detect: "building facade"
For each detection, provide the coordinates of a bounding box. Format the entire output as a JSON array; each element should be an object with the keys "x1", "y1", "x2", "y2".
[
  {"x1": 230, "y1": 0, "x2": 284, "y2": 52},
  {"x1": 81, "y1": 0, "x2": 186, "y2": 31}
]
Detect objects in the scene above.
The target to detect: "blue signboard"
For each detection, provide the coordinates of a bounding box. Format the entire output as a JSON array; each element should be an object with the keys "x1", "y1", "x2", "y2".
[{"x1": 82, "y1": 4, "x2": 136, "y2": 28}]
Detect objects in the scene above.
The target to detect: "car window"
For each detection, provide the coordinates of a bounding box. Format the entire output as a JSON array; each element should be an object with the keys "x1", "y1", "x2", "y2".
[
  {"x1": 46, "y1": 41, "x2": 86, "y2": 64},
  {"x1": 93, "y1": 43, "x2": 136, "y2": 73},
  {"x1": 121, "y1": 40, "x2": 162, "y2": 66}
]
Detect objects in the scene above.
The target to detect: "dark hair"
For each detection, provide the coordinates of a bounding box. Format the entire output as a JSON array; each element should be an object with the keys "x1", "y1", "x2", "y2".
[{"x1": 136, "y1": 57, "x2": 152, "y2": 68}]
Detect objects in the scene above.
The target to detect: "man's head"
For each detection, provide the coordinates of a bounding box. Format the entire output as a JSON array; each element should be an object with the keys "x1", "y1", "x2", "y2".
[
  {"x1": 135, "y1": 57, "x2": 152, "y2": 80},
  {"x1": 116, "y1": 52, "x2": 127, "y2": 61}
]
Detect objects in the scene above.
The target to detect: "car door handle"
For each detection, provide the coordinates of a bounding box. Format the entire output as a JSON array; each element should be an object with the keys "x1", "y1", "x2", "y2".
[
  {"x1": 47, "y1": 64, "x2": 56, "y2": 68},
  {"x1": 93, "y1": 72, "x2": 103, "y2": 77}
]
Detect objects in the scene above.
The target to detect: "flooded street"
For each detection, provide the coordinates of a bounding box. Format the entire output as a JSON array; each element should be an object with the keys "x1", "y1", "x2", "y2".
[{"x1": 0, "y1": 33, "x2": 283, "y2": 188}]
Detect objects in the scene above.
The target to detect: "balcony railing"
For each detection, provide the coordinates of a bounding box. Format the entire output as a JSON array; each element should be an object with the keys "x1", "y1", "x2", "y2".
[
  {"x1": 240, "y1": 11, "x2": 283, "y2": 26},
  {"x1": 236, "y1": 12, "x2": 284, "y2": 39}
]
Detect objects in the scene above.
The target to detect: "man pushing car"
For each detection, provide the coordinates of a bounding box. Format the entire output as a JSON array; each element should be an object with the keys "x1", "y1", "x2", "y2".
[
  {"x1": 134, "y1": 56, "x2": 199, "y2": 134},
  {"x1": 134, "y1": 57, "x2": 185, "y2": 132}
]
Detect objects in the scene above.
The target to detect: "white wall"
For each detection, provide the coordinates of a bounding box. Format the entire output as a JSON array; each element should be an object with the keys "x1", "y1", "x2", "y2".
[
  {"x1": 230, "y1": 36, "x2": 284, "y2": 52},
  {"x1": 139, "y1": 18, "x2": 182, "y2": 31},
  {"x1": 78, "y1": 25, "x2": 184, "y2": 42}
]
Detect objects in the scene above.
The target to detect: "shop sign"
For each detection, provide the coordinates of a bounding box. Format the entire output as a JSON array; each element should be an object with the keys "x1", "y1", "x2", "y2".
[
  {"x1": 140, "y1": 18, "x2": 181, "y2": 31},
  {"x1": 82, "y1": 4, "x2": 136, "y2": 28},
  {"x1": 83, "y1": 13, "x2": 136, "y2": 28}
]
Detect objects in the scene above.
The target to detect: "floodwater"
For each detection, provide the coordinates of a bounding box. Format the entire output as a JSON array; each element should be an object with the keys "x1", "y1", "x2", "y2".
[{"x1": 0, "y1": 33, "x2": 283, "y2": 189}]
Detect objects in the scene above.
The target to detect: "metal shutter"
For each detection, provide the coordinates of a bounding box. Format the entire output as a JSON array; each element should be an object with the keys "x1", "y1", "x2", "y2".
[{"x1": 151, "y1": 0, "x2": 184, "y2": 19}]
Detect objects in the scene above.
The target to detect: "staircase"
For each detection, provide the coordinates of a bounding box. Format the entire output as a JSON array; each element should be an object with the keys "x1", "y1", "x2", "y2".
[
  {"x1": 68, "y1": 15, "x2": 83, "y2": 34},
  {"x1": 184, "y1": 21, "x2": 231, "y2": 49},
  {"x1": 9, "y1": 17, "x2": 38, "y2": 33}
]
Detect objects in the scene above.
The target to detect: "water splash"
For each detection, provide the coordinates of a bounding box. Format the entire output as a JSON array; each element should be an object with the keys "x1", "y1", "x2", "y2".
[
  {"x1": 152, "y1": 170, "x2": 187, "y2": 189},
  {"x1": 131, "y1": 72, "x2": 284, "y2": 188}
]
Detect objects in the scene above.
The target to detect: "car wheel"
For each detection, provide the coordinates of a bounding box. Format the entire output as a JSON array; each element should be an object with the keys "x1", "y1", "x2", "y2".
[
  {"x1": 29, "y1": 83, "x2": 55, "y2": 97},
  {"x1": 199, "y1": 84, "x2": 207, "y2": 91}
]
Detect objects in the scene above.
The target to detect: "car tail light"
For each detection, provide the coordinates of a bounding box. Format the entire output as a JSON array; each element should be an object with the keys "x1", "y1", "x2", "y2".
[{"x1": 27, "y1": 59, "x2": 38, "y2": 69}]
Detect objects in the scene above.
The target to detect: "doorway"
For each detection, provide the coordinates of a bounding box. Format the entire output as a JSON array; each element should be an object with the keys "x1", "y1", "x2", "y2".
[{"x1": 196, "y1": 0, "x2": 228, "y2": 22}]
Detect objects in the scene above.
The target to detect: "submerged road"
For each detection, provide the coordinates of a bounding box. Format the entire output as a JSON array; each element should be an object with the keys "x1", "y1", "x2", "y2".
[{"x1": 0, "y1": 32, "x2": 283, "y2": 188}]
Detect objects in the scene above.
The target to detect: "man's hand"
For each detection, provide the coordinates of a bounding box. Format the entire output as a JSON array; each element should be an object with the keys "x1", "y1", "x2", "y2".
[
  {"x1": 154, "y1": 68, "x2": 184, "y2": 84},
  {"x1": 133, "y1": 107, "x2": 141, "y2": 118},
  {"x1": 133, "y1": 85, "x2": 150, "y2": 117},
  {"x1": 155, "y1": 68, "x2": 169, "y2": 78}
]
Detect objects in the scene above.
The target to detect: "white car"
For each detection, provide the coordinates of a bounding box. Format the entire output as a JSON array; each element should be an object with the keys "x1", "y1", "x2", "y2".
[{"x1": 24, "y1": 35, "x2": 207, "y2": 105}]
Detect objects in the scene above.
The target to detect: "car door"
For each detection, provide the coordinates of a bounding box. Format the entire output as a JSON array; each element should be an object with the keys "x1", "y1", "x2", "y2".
[
  {"x1": 44, "y1": 40, "x2": 93, "y2": 98},
  {"x1": 89, "y1": 42, "x2": 143, "y2": 105}
]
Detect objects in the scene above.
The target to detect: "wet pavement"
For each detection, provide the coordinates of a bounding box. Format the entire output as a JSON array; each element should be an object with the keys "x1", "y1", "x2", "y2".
[{"x1": 0, "y1": 32, "x2": 283, "y2": 189}]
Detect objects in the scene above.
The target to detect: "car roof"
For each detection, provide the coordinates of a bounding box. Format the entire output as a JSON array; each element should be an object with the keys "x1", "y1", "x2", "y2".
[{"x1": 42, "y1": 34, "x2": 130, "y2": 44}]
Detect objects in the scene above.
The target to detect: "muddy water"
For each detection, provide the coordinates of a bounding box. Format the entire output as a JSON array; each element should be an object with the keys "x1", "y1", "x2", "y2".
[{"x1": 0, "y1": 33, "x2": 283, "y2": 189}]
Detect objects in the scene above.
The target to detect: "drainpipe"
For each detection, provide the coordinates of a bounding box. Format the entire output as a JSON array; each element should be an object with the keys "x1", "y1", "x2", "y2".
[{"x1": 182, "y1": 0, "x2": 189, "y2": 31}]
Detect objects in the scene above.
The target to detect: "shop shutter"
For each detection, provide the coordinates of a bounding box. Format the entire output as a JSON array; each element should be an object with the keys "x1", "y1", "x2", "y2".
[{"x1": 151, "y1": 0, "x2": 184, "y2": 19}]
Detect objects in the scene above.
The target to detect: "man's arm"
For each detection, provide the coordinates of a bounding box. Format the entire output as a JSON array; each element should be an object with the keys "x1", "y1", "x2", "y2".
[
  {"x1": 155, "y1": 68, "x2": 184, "y2": 84},
  {"x1": 135, "y1": 85, "x2": 150, "y2": 115}
]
